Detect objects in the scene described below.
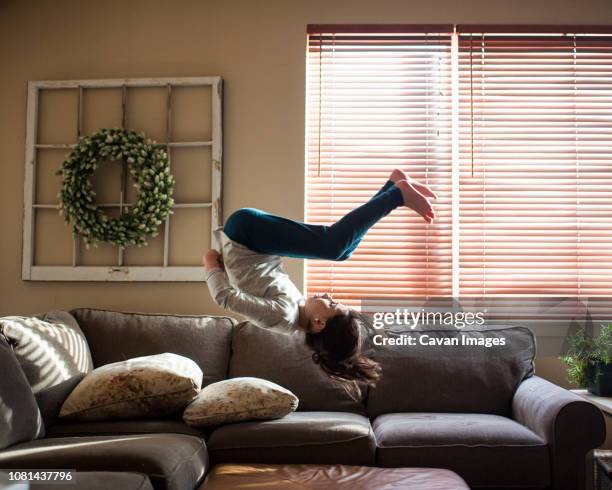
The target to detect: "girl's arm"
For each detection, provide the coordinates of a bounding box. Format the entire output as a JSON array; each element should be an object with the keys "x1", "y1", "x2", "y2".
[{"x1": 203, "y1": 250, "x2": 292, "y2": 325}]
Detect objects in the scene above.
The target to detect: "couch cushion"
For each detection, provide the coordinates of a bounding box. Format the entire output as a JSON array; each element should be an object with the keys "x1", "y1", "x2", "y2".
[
  {"x1": 201, "y1": 464, "x2": 470, "y2": 490},
  {"x1": 46, "y1": 419, "x2": 203, "y2": 438},
  {"x1": 229, "y1": 322, "x2": 366, "y2": 413},
  {"x1": 70, "y1": 308, "x2": 234, "y2": 387},
  {"x1": 367, "y1": 326, "x2": 535, "y2": 417},
  {"x1": 207, "y1": 411, "x2": 375, "y2": 466},
  {"x1": 0, "y1": 433, "x2": 208, "y2": 490},
  {"x1": 0, "y1": 334, "x2": 44, "y2": 449},
  {"x1": 374, "y1": 413, "x2": 549, "y2": 488},
  {"x1": 2, "y1": 310, "x2": 93, "y2": 427}
]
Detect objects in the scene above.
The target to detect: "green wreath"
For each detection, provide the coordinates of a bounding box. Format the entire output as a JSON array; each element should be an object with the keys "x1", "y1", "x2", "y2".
[{"x1": 56, "y1": 128, "x2": 175, "y2": 248}]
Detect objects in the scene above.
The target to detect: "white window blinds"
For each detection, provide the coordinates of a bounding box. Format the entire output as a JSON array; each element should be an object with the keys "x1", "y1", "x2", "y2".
[
  {"x1": 306, "y1": 25, "x2": 612, "y2": 304},
  {"x1": 306, "y1": 26, "x2": 454, "y2": 305},
  {"x1": 457, "y1": 27, "x2": 612, "y2": 296}
]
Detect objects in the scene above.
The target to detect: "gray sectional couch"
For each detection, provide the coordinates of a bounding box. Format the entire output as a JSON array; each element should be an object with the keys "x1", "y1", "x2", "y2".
[{"x1": 0, "y1": 308, "x2": 606, "y2": 490}]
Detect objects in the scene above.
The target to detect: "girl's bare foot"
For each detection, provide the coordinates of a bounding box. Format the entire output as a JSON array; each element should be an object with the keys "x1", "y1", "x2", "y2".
[
  {"x1": 389, "y1": 169, "x2": 407, "y2": 183},
  {"x1": 396, "y1": 180, "x2": 436, "y2": 223},
  {"x1": 389, "y1": 170, "x2": 439, "y2": 201},
  {"x1": 410, "y1": 180, "x2": 438, "y2": 200}
]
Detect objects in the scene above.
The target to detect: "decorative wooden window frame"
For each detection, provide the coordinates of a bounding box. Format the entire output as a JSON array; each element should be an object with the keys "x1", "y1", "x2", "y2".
[{"x1": 22, "y1": 77, "x2": 223, "y2": 282}]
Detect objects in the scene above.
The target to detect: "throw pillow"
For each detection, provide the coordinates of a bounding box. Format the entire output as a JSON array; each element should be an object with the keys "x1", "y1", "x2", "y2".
[
  {"x1": 0, "y1": 311, "x2": 93, "y2": 393},
  {"x1": 59, "y1": 353, "x2": 203, "y2": 421},
  {"x1": 0, "y1": 311, "x2": 94, "y2": 426},
  {"x1": 183, "y1": 377, "x2": 299, "y2": 428},
  {"x1": 0, "y1": 334, "x2": 44, "y2": 448}
]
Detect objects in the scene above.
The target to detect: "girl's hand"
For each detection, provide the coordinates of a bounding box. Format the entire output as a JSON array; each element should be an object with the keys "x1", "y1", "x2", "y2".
[{"x1": 203, "y1": 249, "x2": 224, "y2": 270}]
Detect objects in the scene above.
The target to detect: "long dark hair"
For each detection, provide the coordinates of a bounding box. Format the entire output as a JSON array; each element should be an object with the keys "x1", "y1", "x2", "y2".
[{"x1": 305, "y1": 310, "x2": 381, "y2": 400}]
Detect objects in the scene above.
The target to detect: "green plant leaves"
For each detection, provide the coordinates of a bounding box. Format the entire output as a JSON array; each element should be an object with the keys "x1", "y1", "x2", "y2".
[{"x1": 561, "y1": 323, "x2": 612, "y2": 386}]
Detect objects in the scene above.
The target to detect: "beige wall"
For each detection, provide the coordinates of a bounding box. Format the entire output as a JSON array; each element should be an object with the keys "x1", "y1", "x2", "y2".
[{"x1": 1, "y1": 0, "x2": 611, "y2": 386}]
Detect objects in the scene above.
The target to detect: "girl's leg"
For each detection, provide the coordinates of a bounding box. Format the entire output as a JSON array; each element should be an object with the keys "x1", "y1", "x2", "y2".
[
  {"x1": 372, "y1": 179, "x2": 395, "y2": 199},
  {"x1": 223, "y1": 181, "x2": 403, "y2": 261},
  {"x1": 327, "y1": 181, "x2": 403, "y2": 260}
]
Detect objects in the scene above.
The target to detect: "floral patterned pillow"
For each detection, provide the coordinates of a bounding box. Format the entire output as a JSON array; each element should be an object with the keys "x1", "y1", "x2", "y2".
[
  {"x1": 183, "y1": 377, "x2": 298, "y2": 428},
  {"x1": 60, "y1": 353, "x2": 202, "y2": 421}
]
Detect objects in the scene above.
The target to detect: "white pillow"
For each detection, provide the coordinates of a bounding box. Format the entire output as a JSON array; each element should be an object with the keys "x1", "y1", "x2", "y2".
[
  {"x1": 60, "y1": 353, "x2": 202, "y2": 421},
  {"x1": 183, "y1": 377, "x2": 299, "y2": 428}
]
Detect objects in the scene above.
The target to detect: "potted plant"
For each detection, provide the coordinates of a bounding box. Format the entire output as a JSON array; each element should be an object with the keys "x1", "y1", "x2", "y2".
[{"x1": 562, "y1": 324, "x2": 612, "y2": 396}]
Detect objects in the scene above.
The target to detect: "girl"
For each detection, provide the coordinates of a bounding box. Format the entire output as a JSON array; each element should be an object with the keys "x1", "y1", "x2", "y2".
[{"x1": 203, "y1": 169, "x2": 437, "y2": 397}]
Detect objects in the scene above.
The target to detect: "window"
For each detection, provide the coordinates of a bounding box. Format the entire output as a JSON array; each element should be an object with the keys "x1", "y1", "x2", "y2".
[
  {"x1": 306, "y1": 25, "x2": 612, "y2": 303},
  {"x1": 458, "y1": 27, "x2": 612, "y2": 297},
  {"x1": 306, "y1": 25, "x2": 454, "y2": 306}
]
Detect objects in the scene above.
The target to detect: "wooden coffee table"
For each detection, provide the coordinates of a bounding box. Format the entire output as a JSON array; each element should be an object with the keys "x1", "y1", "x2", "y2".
[{"x1": 200, "y1": 464, "x2": 469, "y2": 489}]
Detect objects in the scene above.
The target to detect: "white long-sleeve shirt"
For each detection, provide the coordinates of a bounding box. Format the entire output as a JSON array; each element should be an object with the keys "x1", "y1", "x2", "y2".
[{"x1": 205, "y1": 229, "x2": 305, "y2": 329}]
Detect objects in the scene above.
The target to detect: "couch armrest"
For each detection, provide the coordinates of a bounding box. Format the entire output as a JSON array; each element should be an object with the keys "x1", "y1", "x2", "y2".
[{"x1": 512, "y1": 375, "x2": 606, "y2": 490}]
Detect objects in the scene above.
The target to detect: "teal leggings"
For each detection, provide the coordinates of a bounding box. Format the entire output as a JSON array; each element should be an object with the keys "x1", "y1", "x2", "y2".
[{"x1": 223, "y1": 180, "x2": 403, "y2": 261}]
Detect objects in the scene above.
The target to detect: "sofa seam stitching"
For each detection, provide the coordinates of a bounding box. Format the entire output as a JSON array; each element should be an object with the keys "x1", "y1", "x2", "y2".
[
  {"x1": 378, "y1": 442, "x2": 548, "y2": 449},
  {"x1": 139, "y1": 436, "x2": 206, "y2": 479},
  {"x1": 69, "y1": 307, "x2": 237, "y2": 325},
  {"x1": 137, "y1": 474, "x2": 151, "y2": 490},
  {"x1": 210, "y1": 432, "x2": 371, "y2": 450},
  {"x1": 165, "y1": 437, "x2": 207, "y2": 480}
]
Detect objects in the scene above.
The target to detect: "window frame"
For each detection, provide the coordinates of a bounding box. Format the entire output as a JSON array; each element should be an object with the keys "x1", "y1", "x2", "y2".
[{"x1": 22, "y1": 77, "x2": 223, "y2": 282}]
